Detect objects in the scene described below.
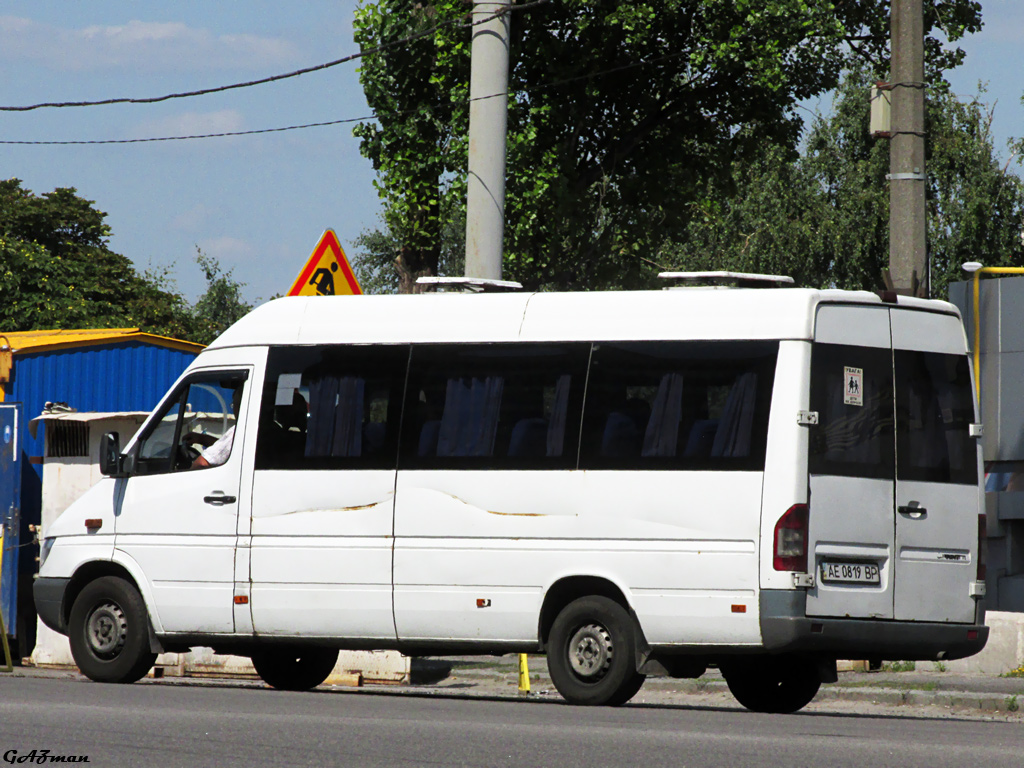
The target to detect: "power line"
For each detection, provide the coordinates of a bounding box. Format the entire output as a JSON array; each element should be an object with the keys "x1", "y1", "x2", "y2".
[
  {"x1": 0, "y1": 116, "x2": 377, "y2": 145},
  {"x1": 0, "y1": 50, "x2": 698, "y2": 146},
  {"x1": 0, "y1": 0, "x2": 550, "y2": 113}
]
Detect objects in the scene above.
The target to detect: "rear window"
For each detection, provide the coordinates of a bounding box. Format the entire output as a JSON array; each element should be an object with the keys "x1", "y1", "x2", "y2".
[
  {"x1": 895, "y1": 350, "x2": 977, "y2": 485},
  {"x1": 809, "y1": 343, "x2": 895, "y2": 480}
]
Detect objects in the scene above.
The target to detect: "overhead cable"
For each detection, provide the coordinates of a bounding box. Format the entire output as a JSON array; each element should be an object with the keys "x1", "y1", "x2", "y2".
[
  {"x1": 0, "y1": 0, "x2": 550, "y2": 113},
  {"x1": 0, "y1": 49, "x2": 698, "y2": 146}
]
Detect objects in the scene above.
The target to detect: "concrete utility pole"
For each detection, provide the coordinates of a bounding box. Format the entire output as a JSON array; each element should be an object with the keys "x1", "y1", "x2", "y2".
[
  {"x1": 464, "y1": 0, "x2": 511, "y2": 281},
  {"x1": 889, "y1": 0, "x2": 927, "y2": 296}
]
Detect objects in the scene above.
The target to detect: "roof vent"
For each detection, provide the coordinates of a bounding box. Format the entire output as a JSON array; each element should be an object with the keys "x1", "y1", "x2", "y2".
[
  {"x1": 416, "y1": 277, "x2": 524, "y2": 293},
  {"x1": 658, "y1": 271, "x2": 795, "y2": 289}
]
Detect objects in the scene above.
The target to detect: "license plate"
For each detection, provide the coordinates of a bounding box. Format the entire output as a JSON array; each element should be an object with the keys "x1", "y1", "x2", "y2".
[{"x1": 819, "y1": 561, "x2": 880, "y2": 584}]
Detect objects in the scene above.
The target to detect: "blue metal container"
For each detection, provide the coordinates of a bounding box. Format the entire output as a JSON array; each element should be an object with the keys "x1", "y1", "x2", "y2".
[{"x1": 0, "y1": 330, "x2": 202, "y2": 656}]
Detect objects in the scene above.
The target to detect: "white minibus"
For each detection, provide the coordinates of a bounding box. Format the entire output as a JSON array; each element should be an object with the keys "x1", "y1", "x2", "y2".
[{"x1": 35, "y1": 285, "x2": 988, "y2": 712}]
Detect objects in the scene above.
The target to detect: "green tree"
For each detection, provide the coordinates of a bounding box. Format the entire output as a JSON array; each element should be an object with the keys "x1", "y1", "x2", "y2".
[
  {"x1": 663, "y1": 69, "x2": 1024, "y2": 298},
  {"x1": 353, "y1": 0, "x2": 982, "y2": 292},
  {"x1": 0, "y1": 180, "x2": 254, "y2": 343},
  {"x1": 0, "y1": 179, "x2": 196, "y2": 335},
  {"x1": 187, "y1": 248, "x2": 253, "y2": 346}
]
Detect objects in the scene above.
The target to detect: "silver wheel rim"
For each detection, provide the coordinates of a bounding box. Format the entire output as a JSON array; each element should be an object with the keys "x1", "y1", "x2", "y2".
[
  {"x1": 86, "y1": 601, "x2": 128, "y2": 659},
  {"x1": 568, "y1": 623, "x2": 613, "y2": 680}
]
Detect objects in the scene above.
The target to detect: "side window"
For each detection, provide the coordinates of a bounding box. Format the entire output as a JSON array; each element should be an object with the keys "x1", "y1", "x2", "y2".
[
  {"x1": 255, "y1": 345, "x2": 408, "y2": 470},
  {"x1": 134, "y1": 373, "x2": 249, "y2": 476},
  {"x1": 401, "y1": 344, "x2": 588, "y2": 469},
  {"x1": 809, "y1": 343, "x2": 894, "y2": 480},
  {"x1": 895, "y1": 351, "x2": 977, "y2": 485},
  {"x1": 579, "y1": 341, "x2": 778, "y2": 471}
]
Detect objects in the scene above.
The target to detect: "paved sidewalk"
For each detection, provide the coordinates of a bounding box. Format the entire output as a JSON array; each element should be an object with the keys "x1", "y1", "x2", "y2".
[
  {"x1": 7, "y1": 656, "x2": 1024, "y2": 717},
  {"x1": 419, "y1": 656, "x2": 1024, "y2": 716}
]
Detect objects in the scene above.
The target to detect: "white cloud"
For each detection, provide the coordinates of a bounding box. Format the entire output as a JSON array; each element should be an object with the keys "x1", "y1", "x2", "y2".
[
  {"x1": 0, "y1": 16, "x2": 298, "y2": 72},
  {"x1": 172, "y1": 203, "x2": 222, "y2": 233},
  {"x1": 130, "y1": 109, "x2": 245, "y2": 139},
  {"x1": 197, "y1": 236, "x2": 252, "y2": 267}
]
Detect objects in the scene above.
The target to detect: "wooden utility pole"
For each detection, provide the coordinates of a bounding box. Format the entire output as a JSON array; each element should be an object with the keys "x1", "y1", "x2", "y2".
[
  {"x1": 889, "y1": 0, "x2": 927, "y2": 296},
  {"x1": 464, "y1": 0, "x2": 511, "y2": 281}
]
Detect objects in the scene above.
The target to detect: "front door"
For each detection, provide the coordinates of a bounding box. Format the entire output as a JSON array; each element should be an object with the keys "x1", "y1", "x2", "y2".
[{"x1": 115, "y1": 370, "x2": 250, "y2": 634}]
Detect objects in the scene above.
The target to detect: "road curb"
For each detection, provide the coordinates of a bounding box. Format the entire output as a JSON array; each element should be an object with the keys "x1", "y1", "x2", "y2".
[{"x1": 815, "y1": 685, "x2": 1023, "y2": 713}]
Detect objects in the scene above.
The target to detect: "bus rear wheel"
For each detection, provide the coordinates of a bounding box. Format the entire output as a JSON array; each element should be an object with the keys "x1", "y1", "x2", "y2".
[
  {"x1": 721, "y1": 656, "x2": 821, "y2": 713},
  {"x1": 546, "y1": 596, "x2": 646, "y2": 706},
  {"x1": 68, "y1": 576, "x2": 157, "y2": 684},
  {"x1": 251, "y1": 647, "x2": 339, "y2": 691}
]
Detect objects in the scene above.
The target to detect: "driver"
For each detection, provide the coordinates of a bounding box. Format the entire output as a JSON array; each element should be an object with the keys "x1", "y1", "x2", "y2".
[{"x1": 192, "y1": 386, "x2": 243, "y2": 469}]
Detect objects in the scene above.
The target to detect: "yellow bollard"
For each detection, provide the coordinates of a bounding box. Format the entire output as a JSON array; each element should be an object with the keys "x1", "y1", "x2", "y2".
[{"x1": 518, "y1": 653, "x2": 530, "y2": 695}]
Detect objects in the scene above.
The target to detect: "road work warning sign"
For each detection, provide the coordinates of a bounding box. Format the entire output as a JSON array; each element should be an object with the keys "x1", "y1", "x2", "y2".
[{"x1": 287, "y1": 229, "x2": 362, "y2": 296}]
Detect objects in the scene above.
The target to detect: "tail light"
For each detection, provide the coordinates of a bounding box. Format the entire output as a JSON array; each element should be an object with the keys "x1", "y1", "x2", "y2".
[
  {"x1": 977, "y1": 513, "x2": 987, "y2": 582},
  {"x1": 774, "y1": 504, "x2": 809, "y2": 572}
]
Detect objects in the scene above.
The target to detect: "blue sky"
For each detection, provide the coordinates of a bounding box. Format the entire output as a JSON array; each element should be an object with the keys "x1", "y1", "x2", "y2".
[{"x1": 1, "y1": 1, "x2": 1022, "y2": 305}]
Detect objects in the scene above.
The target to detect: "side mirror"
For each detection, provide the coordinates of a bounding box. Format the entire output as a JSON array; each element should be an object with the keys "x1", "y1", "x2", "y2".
[{"x1": 99, "y1": 432, "x2": 125, "y2": 476}]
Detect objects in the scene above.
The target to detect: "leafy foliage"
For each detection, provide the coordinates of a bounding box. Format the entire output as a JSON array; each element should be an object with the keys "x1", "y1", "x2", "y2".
[
  {"x1": 0, "y1": 180, "x2": 252, "y2": 343},
  {"x1": 664, "y1": 69, "x2": 1024, "y2": 299},
  {"x1": 188, "y1": 249, "x2": 253, "y2": 346},
  {"x1": 353, "y1": 0, "x2": 982, "y2": 292}
]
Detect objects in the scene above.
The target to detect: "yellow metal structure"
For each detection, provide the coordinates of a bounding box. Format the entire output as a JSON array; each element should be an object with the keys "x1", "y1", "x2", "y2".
[
  {"x1": 968, "y1": 267, "x2": 1024, "y2": 397},
  {"x1": 0, "y1": 329, "x2": 204, "y2": 402}
]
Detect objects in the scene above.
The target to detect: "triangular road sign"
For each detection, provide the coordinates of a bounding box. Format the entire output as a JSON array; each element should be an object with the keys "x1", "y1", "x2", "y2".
[{"x1": 287, "y1": 229, "x2": 362, "y2": 296}]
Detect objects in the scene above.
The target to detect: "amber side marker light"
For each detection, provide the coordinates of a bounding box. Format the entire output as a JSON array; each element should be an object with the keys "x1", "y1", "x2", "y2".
[
  {"x1": 234, "y1": 595, "x2": 249, "y2": 605},
  {"x1": 84, "y1": 519, "x2": 102, "y2": 531},
  {"x1": 731, "y1": 604, "x2": 747, "y2": 614}
]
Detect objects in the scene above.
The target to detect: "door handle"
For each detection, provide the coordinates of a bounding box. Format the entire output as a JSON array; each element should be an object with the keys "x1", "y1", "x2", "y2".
[
  {"x1": 898, "y1": 501, "x2": 927, "y2": 519},
  {"x1": 204, "y1": 493, "x2": 237, "y2": 506}
]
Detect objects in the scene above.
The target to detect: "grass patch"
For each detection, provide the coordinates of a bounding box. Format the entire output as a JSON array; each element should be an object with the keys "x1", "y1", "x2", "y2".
[
  {"x1": 1001, "y1": 665, "x2": 1024, "y2": 679},
  {"x1": 835, "y1": 679, "x2": 938, "y2": 692},
  {"x1": 881, "y1": 660, "x2": 917, "y2": 673}
]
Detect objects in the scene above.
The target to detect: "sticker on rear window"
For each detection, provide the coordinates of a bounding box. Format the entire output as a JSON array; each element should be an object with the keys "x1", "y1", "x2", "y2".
[{"x1": 844, "y1": 366, "x2": 863, "y2": 406}]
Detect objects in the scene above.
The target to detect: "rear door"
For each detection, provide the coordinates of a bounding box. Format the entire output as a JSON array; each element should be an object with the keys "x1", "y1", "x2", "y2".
[
  {"x1": 806, "y1": 306, "x2": 896, "y2": 620},
  {"x1": 806, "y1": 305, "x2": 981, "y2": 623},
  {"x1": 890, "y1": 310, "x2": 980, "y2": 623}
]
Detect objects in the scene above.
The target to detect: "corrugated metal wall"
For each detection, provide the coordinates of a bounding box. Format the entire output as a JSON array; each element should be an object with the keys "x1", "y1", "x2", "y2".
[
  {"x1": 8, "y1": 341, "x2": 198, "y2": 464},
  {"x1": 2, "y1": 339, "x2": 199, "y2": 650}
]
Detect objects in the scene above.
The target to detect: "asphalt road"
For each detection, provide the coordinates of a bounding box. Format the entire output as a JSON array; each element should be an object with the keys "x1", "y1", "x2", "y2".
[{"x1": 1, "y1": 676, "x2": 1022, "y2": 768}]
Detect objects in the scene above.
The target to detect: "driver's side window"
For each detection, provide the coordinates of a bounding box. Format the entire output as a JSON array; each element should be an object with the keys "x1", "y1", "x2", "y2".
[{"x1": 134, "y1": 372, "x2": 248, "y2": 476}]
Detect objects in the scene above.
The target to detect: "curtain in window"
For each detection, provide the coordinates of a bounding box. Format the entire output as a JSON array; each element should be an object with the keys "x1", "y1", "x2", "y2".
[
  {"x1": 305, "y1": 376, "x2": 365, "y2": 458},
  {"x1": 437, "y1": 376, "x2": 504, "y2": 457},
  {"x1": 712, "y1": 372, "x2": 758, "y2": 458},
  {"x1": 546, "y1": 374, "x2": 571, "y2": 457},
  {"x1": 642, "y1": 372, "x2": 685, "y2": 457}
]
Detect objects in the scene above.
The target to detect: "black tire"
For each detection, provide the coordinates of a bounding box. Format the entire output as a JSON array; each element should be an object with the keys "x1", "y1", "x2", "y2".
[
  {"x1": 68, "y1": 576, "x2": 157, "y2": 684},
  {"x1": 546, "y1": 596, "x2": 646, "y2": 706},
  {"x1": 720, "y1": 656, "x2": 821, "y2": 713},
  {"x1": 251, "y1": 647, "x2": 339, "y2": 691}
]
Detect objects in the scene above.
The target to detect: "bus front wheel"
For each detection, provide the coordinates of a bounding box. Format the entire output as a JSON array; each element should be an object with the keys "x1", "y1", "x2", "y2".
[
  {"x1": 251, "y1": 647, "x2": 339, "y2": 691},
  {"x1": 546, "y1": 596, "x2": 646, "y2": 706},
  {"x1": 68, "y1": 576, "x2": 157, "y2": 684}
]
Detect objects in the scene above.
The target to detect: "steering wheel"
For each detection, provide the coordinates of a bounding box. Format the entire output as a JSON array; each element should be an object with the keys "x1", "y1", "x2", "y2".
[
  {"x1": 175, "y1": 442, "x2": 202, "y2": 470},
  {"x1": 176, "y1": 431, "x2": 215, "y2": 469}
]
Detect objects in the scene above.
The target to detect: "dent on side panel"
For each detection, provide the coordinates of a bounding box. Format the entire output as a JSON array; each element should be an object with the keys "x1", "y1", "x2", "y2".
[{"x1": 576, "y1": 471, "x2": 763, "y2": 646}]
